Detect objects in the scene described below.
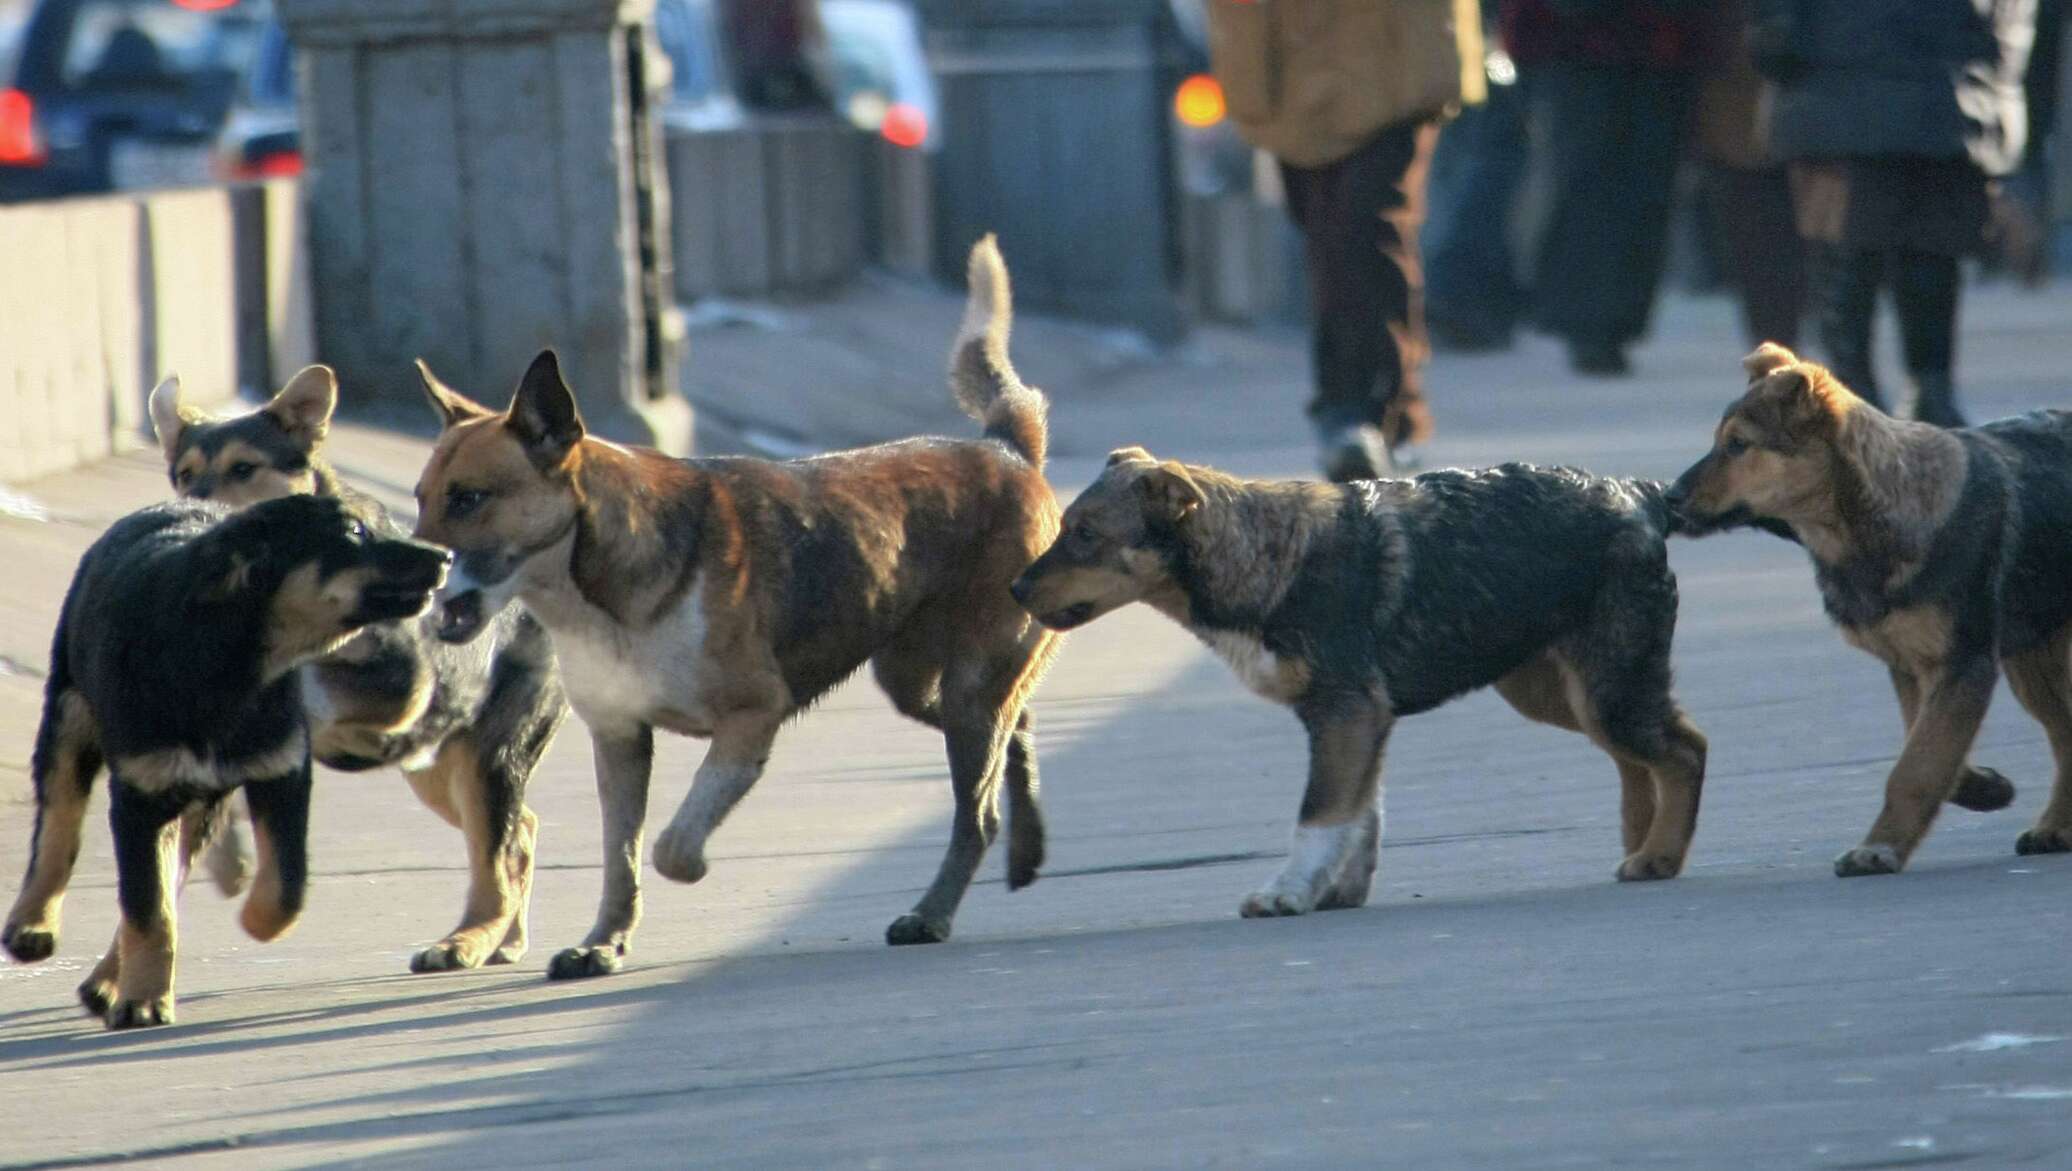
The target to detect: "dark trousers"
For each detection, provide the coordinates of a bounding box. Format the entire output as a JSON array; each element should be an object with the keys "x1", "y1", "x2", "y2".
[
  {"x1": 1705, "y1": 164, "x2": 1807, "y2": 348},
  {"x1": 1809, "y1": 244, "x2": 1961, "y2": 413},
  {"x1": 1280, "y1": 119, "x2": 1439, "y2": 447},
  {"x1": 1525, "y1": 63, "x2": 1694, "y2": 346},
  {"x1": 1424, "y1": 78, "x2": 1529, "y2": 338}
]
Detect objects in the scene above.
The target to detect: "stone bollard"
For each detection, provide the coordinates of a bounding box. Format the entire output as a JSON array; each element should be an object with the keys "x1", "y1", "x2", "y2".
[{"x1": 278, "y1": 0, "x2": 690, "y2": 452}]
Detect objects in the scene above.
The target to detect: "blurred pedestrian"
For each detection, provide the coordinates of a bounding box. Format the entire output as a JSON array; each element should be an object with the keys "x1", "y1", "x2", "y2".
[
  {"x1": 1500, "y1": 0, "x2": 1712, "y2": 376},
  {"x1": 1695, "y1": 0, "x2": 1805, "y2": 348},
  {"x1": 1424, "y1": 23, "x2": 1530, "y2": 353},
  {"x1": 1756, "y1": 0, "x2": 2036, "y2": 426},
  {"x1": 1206, "y1": 0, "x2": 1484, "y2": 480}
]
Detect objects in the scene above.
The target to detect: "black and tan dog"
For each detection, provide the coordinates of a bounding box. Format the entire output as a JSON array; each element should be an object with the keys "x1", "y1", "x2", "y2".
[
  {"x1": 1669, "y1": 342, "x2": 2067, "y2": 876},
  {"x1": 149, "y1": 367, "x2": 566, "y2": 972},
  {"x1": 2, "y1": 495, "x2": 449, "y2": 1027},
  {"x1": 411, "y1": 237, "x2": 1059, "y2": 977},
  {"x1": 1012, "y1": 449, "x2": 1709, "y2": 916}
]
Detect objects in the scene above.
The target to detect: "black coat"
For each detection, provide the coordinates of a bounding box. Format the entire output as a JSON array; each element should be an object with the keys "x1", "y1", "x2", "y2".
[{"x1": 1755, "y1": 0, "x2": 2035, "y2": 175}]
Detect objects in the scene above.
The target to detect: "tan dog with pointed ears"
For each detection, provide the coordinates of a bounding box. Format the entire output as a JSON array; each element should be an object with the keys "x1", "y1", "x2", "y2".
[{"x1": 410, "y1": 238, "x2": 1060, "y2": 977}]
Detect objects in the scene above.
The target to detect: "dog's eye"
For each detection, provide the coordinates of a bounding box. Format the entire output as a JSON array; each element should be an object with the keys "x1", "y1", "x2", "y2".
[
  {"x1": 446, "y1": 487, "x2": 488, "y2": 519},
  {"x1": 346, "y1": 519, "x2": 367, "y2": 541},
  {"x1": 1722, "y1": 437, "x2": 1750, "y2": 457},
  {"x1": 174, "y1": 468, "x2": 193, "y2": 486},
  {"x1": 229, "y1": 462, "x2": 258, "y2": 481},
  {"x1": 1070, "y1": 521, "x2": 1096, "y2": 545}
]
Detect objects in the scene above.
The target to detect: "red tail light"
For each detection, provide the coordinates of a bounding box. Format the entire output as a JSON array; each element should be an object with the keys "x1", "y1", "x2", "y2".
[
  {"x1": 220, "y1": 150, "x2": 304, "y2": 181},
  {"x1": 880, "y1": 102, "x2": 927, "y2": 150},
  {"x1": 0, "y1": 89, "x2": 46, "y2": 167}
]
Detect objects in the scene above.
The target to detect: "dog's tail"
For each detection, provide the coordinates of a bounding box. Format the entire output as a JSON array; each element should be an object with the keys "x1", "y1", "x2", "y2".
[{"x1": 950, "y1": 234, "x2": 1048, "y2": 469}]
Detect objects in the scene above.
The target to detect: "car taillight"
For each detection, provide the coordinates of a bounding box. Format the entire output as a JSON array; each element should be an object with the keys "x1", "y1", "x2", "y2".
[
  {"x1": 221, "y1": 149, "x2": 304, "y2": 181},
  {"x1": 1174, "y1": 73, "x2": 1225, "y2": 129},
  {"x1": 880, "y1": 102, "x2": 927, "y2": 150},
  {"x1": 0, "y1": 89, "x2": 46, "y2": 166}
]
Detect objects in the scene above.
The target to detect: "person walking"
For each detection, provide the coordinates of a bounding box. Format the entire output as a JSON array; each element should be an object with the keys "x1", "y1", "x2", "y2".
[
  {"x1": 1499, "y1": 0, "x2": 1712, "y2": 376},
  {"x1": 1696, "y1": 0, "x2": 1806, "y2": 349},
  {"x1": 1206, "y1": 0, "x2": 1484, "y2": 480},
  {"x1": 1756, "y1": 0, "x2": 2035, "y2": 426}
]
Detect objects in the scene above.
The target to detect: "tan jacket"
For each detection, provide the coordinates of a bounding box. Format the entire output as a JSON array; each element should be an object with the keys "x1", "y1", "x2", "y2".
[{"x1": 1206, "y1": 0, "x2": 1483, "y2": 168}]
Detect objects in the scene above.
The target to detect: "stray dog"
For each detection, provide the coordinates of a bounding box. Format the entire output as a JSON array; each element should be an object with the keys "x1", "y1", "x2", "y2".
[
  {"x1": 1011, "y1": 449, "x2": 1709, "y2": 916},
  {"x1": 1668, "y1": 342, "x2": 2064, "y2": 876},
  {"x1": 411, "y1": 236, "x2": 1060, "y2": 977},
  {"x1": 2, "y1": 495, "x2": 449, "y2": 1026},
  {"x1": 149, "y1": 367, "x2": 567, "y2": 972}
]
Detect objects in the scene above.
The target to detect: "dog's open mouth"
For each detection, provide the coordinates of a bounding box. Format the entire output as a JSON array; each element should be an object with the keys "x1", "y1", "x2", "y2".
[
  {"x1": 361, "y1": 583, "x2": 437, "y2": 621},
  {"x1": 435, "y1": 589, "x2": 487, "y2": 644},
  {"x1": 1037, "y1": 602, "x2": 1096, "y2": 631}
]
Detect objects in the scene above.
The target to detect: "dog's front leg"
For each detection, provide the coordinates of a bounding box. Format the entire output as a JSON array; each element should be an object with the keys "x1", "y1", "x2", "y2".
[
  {"x1": 239, "y1": 764, "x2": 312, "y2": 942},
  {"x1": 1242, "y1": 691, "x2": 1392, "y2": 919},
  {"x1": 104, "y1": 782, "x2": 185, "y2": 1028},
  {"x1": 1891, "y1": 666, "x2": 2018, "y2": 813},
  {"x1": 548, "y1": 723, "x2": 653, "y2": 980},
  {"x1": 653, "y1": 712, "x2": 782, "y2": 885},
  {"x1": 1837, "y1": 658, "x2": 1996, "y2": 876}
]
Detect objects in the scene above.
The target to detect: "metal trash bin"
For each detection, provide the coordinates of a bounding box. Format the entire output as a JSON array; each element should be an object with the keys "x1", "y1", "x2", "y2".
[{"x1": 920, "y1": 0, "x2": 1185, "y2": 342}]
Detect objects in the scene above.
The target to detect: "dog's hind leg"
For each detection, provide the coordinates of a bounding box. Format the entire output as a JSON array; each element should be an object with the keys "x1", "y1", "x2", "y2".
[
  {"x1": 2003, "y1": 628, "x2": 2072, "y2": 855},
  {"x1": 404, "y1": 741, "x2": 518, "y2": 972},
  {"x1": 1496, "y1": 652, "x2": 1658, "y2": 857},
  {"x1": 1242, "y1": 688, "x2": 1391, "y2": 919},
  {"x1": 550, "y1": 724, "x2": 653, "y2": 980},
  {"x1": 1892, "y1": 667, "x2": 2018, "y2": 813},
  {"x1": 239, "y1": 762, "x2": 312, "y2": 942},
  {"x1": 4, "y1": 690, "x2": 102, "y2": 965},
  {"x1": 104, "y1": 782, "x2": 185, "y2": 1029},
  {"x1": 1837, "y1": 656, "x2": 1995, "y2": 876},
  {"x1": 1002, "y1": 707, "x2": 1046, "y2": 891},
  {"x1": 79, "y1": 796, "x2": 233, "y2": 1017}
]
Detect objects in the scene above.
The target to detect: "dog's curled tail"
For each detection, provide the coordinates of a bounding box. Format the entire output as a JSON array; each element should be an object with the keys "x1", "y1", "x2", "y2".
[{"x1": 950, "y1": 234, "x2": 1048, "y2": 469}]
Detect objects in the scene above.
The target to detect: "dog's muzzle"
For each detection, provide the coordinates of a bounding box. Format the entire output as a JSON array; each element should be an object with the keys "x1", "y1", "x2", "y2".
[{"x1": 435, "y1": 589, "x2": 487, "y2": 644}]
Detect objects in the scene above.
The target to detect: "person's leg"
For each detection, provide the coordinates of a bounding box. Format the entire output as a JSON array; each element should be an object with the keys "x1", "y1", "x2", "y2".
[
  {"x1": 1525, "y1": 63, "x2": 1633, "y2": 373},
  {"x1": 1891, "y1": 248, "x2": 1966, "y2": 426},
  {"x1": 1707, "y1": 164, "x2": 1807, "y2": 348},
  {"x1": 1280, "y1": 120, "x2": 1430, "y2": 479},
  {"x1": 1424, "y1": 77, "x2": 1529, "y2": 349},
  {"x1": 1807, "y1": 242, "x2": 1887, "y2": 409},
  {"x1": 1596, "y1": 68, "x2": 1697, "y2": 357}
]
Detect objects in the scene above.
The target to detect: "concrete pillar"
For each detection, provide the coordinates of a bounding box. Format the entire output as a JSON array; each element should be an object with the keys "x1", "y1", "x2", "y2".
[{"x1": 278, "y1": 0, "x2": 690, "y2": 452}]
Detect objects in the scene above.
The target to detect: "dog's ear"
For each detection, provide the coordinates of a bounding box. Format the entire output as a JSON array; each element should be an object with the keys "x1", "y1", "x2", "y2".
[
  {"x1": 1138, "y1": 460, "x2": 1204, "y2": 524},
  {"x1": 506, "y1": 349, "x2": 586, "y2": 468},
  {"x1": 148, "y1": 375, "x2": 205, "y2": 464},
  {"x1": 415, "y1": 360, "x2": 492, "y2": 430},
  {"x1": 1106, "y1": 445, "x2": 1155, "y2": 468},
  {"x1": 262, "y1": 365, "x2": 337, "y2": 451},
  {"x1": 1742, "y1": 342, "x2": 1800, "y2": 384}
]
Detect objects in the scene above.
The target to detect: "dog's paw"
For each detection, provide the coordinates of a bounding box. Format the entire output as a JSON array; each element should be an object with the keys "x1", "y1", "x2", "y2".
[
  {"x1": 546, "y1": 945, "x2": 622, "y2": 980},
  {"x1": 409, "y1": 940, "x2": 487, "y2": 974},
  {"x1": 488, "y1": 942, "x2": 527, "y2": 966},
  {"x1": 885, "y1": 914, "x2": 949, "y2": 946},
  {"x1": 1950, "y1": 767, "x2": 2017, "y2": 813},
  {"x1": 1615, "y1": 853, "x2": 1682, "y2": 882},
  {"x1": 1006, "y1": 844, "x2": 1044, "y2": 892},
  {"x1": 1834, "y1": 844, "x2": 1902, "y2": 877},
  {"x1": 651, "y1": 826, "x2": 709, "y2": 884},
  {"x1": 2015, "y1": 826, "x2": 2072, "y2": 855},
  {"x1": 204, "y1": 826, "x2": 253, "y2": 897},
  {"x1": 2, "y1": 920, "x2": 56, "y2": 963},
  {"x1": 77, "y1": 976, "x2": 114, "y2": 1018},
  {"x1": 1239, "y1": 886, "x2": 1315, "y2": 918},
  {"x1": 105, "y1": 996, "x2": 173, "y2": 1030},
  {"x1": 1313, "y1": 883, "x2": 1370, "y2": 911}
]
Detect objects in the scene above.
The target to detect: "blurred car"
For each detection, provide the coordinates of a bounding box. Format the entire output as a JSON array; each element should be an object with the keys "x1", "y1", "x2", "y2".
[
  {"x1": 820, "y1": 0, "x2": 937, "y2": 153},
  {"x1": 0, "y1": 0, "x2": 268, "y2": 202},
  {"x1": 215, "y1": 0, "x2": 745, "y2": 182}
]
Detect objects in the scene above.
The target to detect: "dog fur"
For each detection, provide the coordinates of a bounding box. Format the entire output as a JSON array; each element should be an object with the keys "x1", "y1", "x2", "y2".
[
  {"x1": 1669, "y1": 342, "x2": 2071, "y2": 875},
  {"x1": 150, "y1": 367, "x2": 568, "y2": 972},
  {"x1": 2, "y1": 495, "x2": 449, "y2": 1027},
  {"x1": 1011, "y1": 449, "x2": 1708, "y2": 916},
  {"x1": 409, "y1": 236, "x2": 1060, "y2": 977}
]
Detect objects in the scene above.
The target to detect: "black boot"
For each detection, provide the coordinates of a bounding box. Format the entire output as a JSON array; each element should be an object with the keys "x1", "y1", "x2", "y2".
[{"x1": 1908, "y1": 369, "x2": 1968, "y2": 429}]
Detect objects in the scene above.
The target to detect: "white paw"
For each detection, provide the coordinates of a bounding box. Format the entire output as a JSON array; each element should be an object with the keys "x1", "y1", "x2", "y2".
[
  {"x1": 651, "y1": 825, "x2": 709, "y2": 884},
  {"x1": 1239, "y1": 884, "x2": 1316, "y2": 919},
  {"x1": 1833, "y1": 843, "x2": 1902, "y2": 877}
]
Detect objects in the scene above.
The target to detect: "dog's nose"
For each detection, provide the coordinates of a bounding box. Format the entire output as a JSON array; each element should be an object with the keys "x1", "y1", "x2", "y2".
[{"x1": 1008, "y1": 578, "x2": 1033, "y2": 606}]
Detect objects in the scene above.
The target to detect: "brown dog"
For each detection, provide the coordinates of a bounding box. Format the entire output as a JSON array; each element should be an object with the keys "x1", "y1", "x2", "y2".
[
  {"x1": 410, "y1": 237, "x2": 1060, "y2": 976},
  {"x1": 1669, "y1": 343, "x2": 2068, "y2": 876}
]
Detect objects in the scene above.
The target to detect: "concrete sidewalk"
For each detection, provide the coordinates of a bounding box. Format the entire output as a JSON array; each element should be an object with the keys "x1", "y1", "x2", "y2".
[{"x1": 3, "y1": 283, "x2": 2071, "y2": 1169}]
